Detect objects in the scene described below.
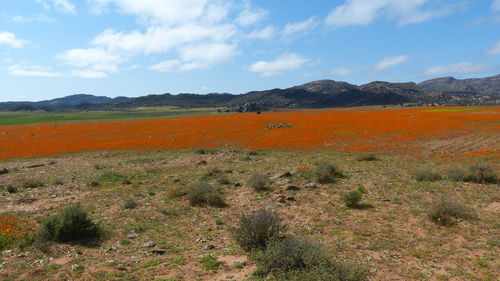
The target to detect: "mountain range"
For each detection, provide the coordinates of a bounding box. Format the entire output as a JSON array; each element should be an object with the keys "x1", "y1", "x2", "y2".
[{"x1": 1, "y1": 75, "x2": 499, "y2": 111}]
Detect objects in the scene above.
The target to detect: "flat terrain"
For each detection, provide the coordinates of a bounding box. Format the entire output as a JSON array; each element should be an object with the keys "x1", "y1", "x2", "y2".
[{"x1": 0, "y1": 107, "x2": 499, "y2": 280}]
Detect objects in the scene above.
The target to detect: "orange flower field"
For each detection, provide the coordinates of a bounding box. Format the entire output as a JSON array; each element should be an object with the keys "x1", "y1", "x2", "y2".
[{"x1": 0, "y1": 107, "x2": 499, "y2": 160}]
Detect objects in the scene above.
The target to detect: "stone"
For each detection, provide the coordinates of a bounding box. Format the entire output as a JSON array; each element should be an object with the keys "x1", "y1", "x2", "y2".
[
  {"x1": 26, "y1": 164, "x2": 45, "y2": 169},
  {"x1": 122, "y1": 180, "x2": 132, "y2": 185},
  {"x1": 279, "y1": 172, "x2": 293, "y2": 178},
  {"x1": 233, "y1": 260, "x2": 246, "y2": 267},
  {"x1": 150, "y1": 249, "x2": 166, "y2": 255},
  {"x1": 127, "y1": 233, "x2": 139, "y2": 239},
  {"x1": 0, "y1": 168, "x2": 9, "y2": 175},
  {"x1": 286, "y1": 196, "x2": 296, "y2": 201},
  {"x1": 276, "y1": 195, "x2": 287, "y2": 204},
  {"x1": 306, "y1": 182, "x2": 318, "y2": 189},
  {"x1": 173, "y1": 179, "x2": 181, "y2": 183},
  {"x1": 285, "y1": 185, "x2": 301, "y2": 191},
  {"x1": 143, "y1": 242, "x2": 155, "y2": 248},
  {"x1": 203, "y1": 245, "x2": 215, "y2": 250},
  {"x1": 234, "y1": 183, "x2": 242, "y2": 187},
  {"x1": 89, "y1": 182, "x2": 100, "y2": 187},
  {"x1": 197, "y1": 160, "x2": 207, "y2": 165}
]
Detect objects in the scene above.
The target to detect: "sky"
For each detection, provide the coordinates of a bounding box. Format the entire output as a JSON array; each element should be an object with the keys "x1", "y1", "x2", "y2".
[{"x1": 1, "y1": 0, "x2": 500, "y2": 102}]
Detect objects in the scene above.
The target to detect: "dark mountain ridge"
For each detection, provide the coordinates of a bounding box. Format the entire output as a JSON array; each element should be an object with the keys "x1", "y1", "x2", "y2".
[{"x1": 1, "y1": 75, "x2": 499, "y2": 111}]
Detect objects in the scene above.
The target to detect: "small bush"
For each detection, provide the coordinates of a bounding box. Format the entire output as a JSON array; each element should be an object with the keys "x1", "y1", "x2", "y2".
[
  {"x1": 315, "y1": 162, "x2": 343, "y2": 184},
  {"x1": 248, "y1": 150, "x2": 259, "y2": 156},
  {"x1": 464, "y1": 162, "x2": 498, "y2": 184},
  {"x1": 123, "y1": 198, "x2": 138, "y2": 209},
  {"x1": 22, "y1": 179, "x2": 45, "y2": 188},
  {"x1": 429, "y1": 199, "x2": 477, "y2": 225},
  {"x1": 7, "y1": 185, "x2": 17, "y2": 193},
  {"x1": 341, "y1": 190, "x2": 363, "y2": 208},
  {"x1": 413, "y1": 168, "x2": 442, "y2": 182},
  {"x1": 230, "y1": 209, "x2": 284, "y2": 251},
  {"x1": 248, "y1": 173, "x2": 271, "y2": 191},
  {"x1": 38, "y1": 205, "x2": 103, "y2": 244},
  {"x1": 199, "y1": 255, "x2": 222, "y2": 271},
  {"x1": 256, "y1": 237, "x2": 367, "y2": 281},
  {"x1": 187, "y1": 182, "x2": 227, "y2": 208},
  {"x1": 217, "y1": 174, "x2": 231, "y2": 185},
  {"x1": 357, "y1": 154, "x2": 378, "y2": 161},
  {"x1": 447, "y1": 167, "x2": 467, "y2": 181}
]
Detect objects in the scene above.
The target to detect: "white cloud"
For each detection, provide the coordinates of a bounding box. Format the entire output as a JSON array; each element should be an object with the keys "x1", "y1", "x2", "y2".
[
  {"x1": 53, "y1": 0, "x2": 76, "y2": 14},
  {"x1": 0, "y1": 32, "x2": 28, "y2": 48},
  {"x1": 235, "y1": 8, "x2": 268, "y2": 26},
  {"x1": 283, "y1": 17, "x2": 318, "y2": 39},
  {"x1": 246, "y1": 25, "x2": 275, "y2": 40},
  {"x1": 35, "y1": 0, "x2": 51, "y2": 10},
  {"x1": 485, "y1": 40, "x2": 500, "y2": 56},
  {"x1": 150, "y1": 60, "x2": 181, "y2": 72},
  {"x1": 249, "y1": 53, "x2": 309, "y2": 77},
  {"x1": 493, "y1": 0, "x2": 500, "y2": 11},
  {"x1": 12, "y1": 14, "x2": 56, "y2": 23},
  {"x1": 331, "y1": 67, "x2": 355, "y2": 76},
  {"x1": 325, "y1": 0, "x2": 460, "y2": 27},
  {"x1": 421, "y1": 62, "x2": 492, "y2": 76},
  {"x1": 71, "y1": 70, "x2": 108, "y2": 78},
  {"x1": 56, "y1": 48, "x2": 123, "y2": 77},
  {"x1": 8, "y1": 64, "x2": 61, "y2": 77},
  {"x1": 373, "y1": 55, "x2": 409, "y2": 70}
]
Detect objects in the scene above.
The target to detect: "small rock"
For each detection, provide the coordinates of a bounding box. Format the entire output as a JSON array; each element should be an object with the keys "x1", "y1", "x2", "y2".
[
  {"x1": 2, "y1": 250, "x2": 12, "y2": 255},
  {"x1": 234, "y1": 183, "x2": 242, "y2": 187},
  {"x1": 224, "y1": 169, "x2": 233, "y2": 174},
  {"x1": 197, "y1": 160, "x2": 207, "y2": 165},
  {"x1": 173, "y1": 179, "x2": 181, "y2": 183},
  {"x1": 276, "y1": 195, "x2": 287, "y2": 203},
  {"x1": 122, "y1": 180, "x2": 132, "y2": 185},
  {"x1": 26, "y1": 164, "x2": 45, "y2": 169},
  {"x1": 89, "y1": 182, "x2": 100, "y2": 187},
  {"x1": 306, "y1": 182, "x2": 318, "y2": 189},
  {"x1": 286, "y1": 196, "x2": 296, "y2": 201},
  {"x1": 48, "y1": 161, "x2": 57, "y2": 165},
  {"x1": 0, "y1": 168, "x2": 9, "y2": 175},
  {"x1": 285, "y1": 185, "x2": 301, "y2": 191},
  {"x1": 143, "y1": 242, "x2": 155, "y2": 248},
  {"x1": 203, "y1": 245, "x2": 215, "y2": 250},
  {"x1": 150, "y1": 249, "x2": 166, "y2": 255},
  {"x1": 127, "y1": 233, "x2": 139, "y2": 239},
  {"x1": 279, "y1": 172, "x2": 293, "y2": 178},
  {"x1": 233, "y1": 260, "x2": 246, "y2": 267}
]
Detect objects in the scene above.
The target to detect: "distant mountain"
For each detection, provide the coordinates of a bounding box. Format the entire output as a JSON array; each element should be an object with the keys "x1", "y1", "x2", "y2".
[{"x1": 1, "y1": 75, "x2": 498, "y2": 112}]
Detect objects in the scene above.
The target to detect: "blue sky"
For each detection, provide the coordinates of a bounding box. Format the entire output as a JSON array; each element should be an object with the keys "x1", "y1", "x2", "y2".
[{"x1": 1, "y1": 0, "x2": 500, "y2": 102}]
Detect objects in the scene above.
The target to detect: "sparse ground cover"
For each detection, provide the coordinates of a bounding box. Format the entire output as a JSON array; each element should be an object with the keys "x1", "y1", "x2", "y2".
[
  {"x1": 0, "y1": 106, "x2": 498, "y2": 280},
  {"x1": 0, "y1": 148, "x2": 498, "y2": 280}
]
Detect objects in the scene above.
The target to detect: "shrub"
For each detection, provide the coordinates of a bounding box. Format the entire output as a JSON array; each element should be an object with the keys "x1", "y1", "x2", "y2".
[
  {"x1": 315, "y1": 162, "x2": 343, "y2": 184},
  {"x1": 22, "y1": 179, "x2": 45, "y2": 188},
  {"x1": 38, "y1": 205, "x2": 102, "y2": 244},
  {"x1": 447, "y1": 167, "x2": 467, "y2": 181},
  {"x1": 413, "y1": 168, "x2": 442, "y2": 182},
  {"x1": 255, "y1": 237, "x2": 367, "y2": 281},
  {"x1": 341, "y1": 190, "x2": 363, "y2": 208},
  {"x1": 248, "y1": 150, "x2": 259, "y2": 156},
  {"x1": 217, "y1": 174, "x2": 231, "y2": 185},
  {"x1": 123, "y1": 198, "x2": 138, "y2": 209},
  {"x1": 357, "y1": 154, "x2": 378, "y2": 161},
  {"x1": 429, "y1": 199, "x2": 477, "y2": 225},
  {"x1": 6, "y1": 185, "x2": 17, "y2": 193},
  {"x1": 187, "y1": 182, "x2": 227, "y2": 208},
  {"x1": 464, "y1": 162, "x2": 498, "y2": 184},
  {"x1": 248, "y1": 173, "x2": 271, "y2": 191},
  {"x1": 199, "y1": 255, "x2": 222, "y2": 270},
  {"x1": 230, "y1": 209, "x2": 284, "y2": 251}
]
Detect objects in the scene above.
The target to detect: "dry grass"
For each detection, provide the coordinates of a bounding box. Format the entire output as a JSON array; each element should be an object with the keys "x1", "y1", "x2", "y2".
[{"x1": 0, "y1": 148, "x2": 499, "y2": 280}]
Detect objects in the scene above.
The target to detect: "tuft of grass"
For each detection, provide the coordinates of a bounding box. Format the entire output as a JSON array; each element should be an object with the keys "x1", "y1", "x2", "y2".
[
  {"x1": 413, "y1": 168, "x2": 442, "y2": 182},
  {"x1": 464, "y1": 162, "x2": 499, "y2": 184},
  {"x1": 22, "y1": 179, "x2": 45, "y2": 188},
  {"x1": 341, "y1": 190, "x2": 363, "y2": 209},
  {"x1": 315, "y1": 162, "x2": 343, "y2": 184},
  {"x1": 248, "y1": 173, "x2": 271, "y2": 191},
  {"x1": 447, "y1": 167, "x2": 467, "y2": 181},
  {"x1": 254, "y1": 237, "x2": 367, "y2": 281},
  {"x1": 199, "y1": 255, "x2": 222, "y2": 271},
  {"x1": 230, "y1": 208, "x2": 284, "y2": 251},
  {"x1": 428, "y1": 199, "x2": 477, "y2": 226},
  {"x1": 357, "y1": 154, "x2": 378, "y2": 161},
  {"x1": 6, "y1": 185, "x2": 17, "y2": 193},
  {"x1": 187, "y1": 182, "x2": 227, "y2": 208},
  {"x1": 123, "y1": 198, "x2": 138, "y2": 209},
  {"x1": 38, "y1": 204, "x2": 103, "y2": 244},
  {"x1": 217, "y1": 174, "x2": 231, "y2": 185}
]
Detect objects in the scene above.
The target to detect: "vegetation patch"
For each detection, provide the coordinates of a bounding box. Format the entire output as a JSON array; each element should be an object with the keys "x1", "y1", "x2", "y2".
[
  {"x1": 413, "y1": 168, "x2": 442, "y2": 182},
  {"x1": 186, "y1": 182, "x2": 227, "y2": 208},
  {"x1": 199, "y1": 255, "x2": 222, "y2": 271},
  {"x1": 315, "y1": 162, "x2": 344, "y2": 184},
  {"x1": 429, "y1": 199, "x2": 477, "y2": 226},
  {"x1": 248, "y1": 173, "x2": 271, "y2": 191}
]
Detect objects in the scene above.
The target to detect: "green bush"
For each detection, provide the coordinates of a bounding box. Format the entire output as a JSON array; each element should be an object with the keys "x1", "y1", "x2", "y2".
[
  {"x1": 187, "y1": 182, "x2": 227, "y2": 208},
  {"x1": 230, "y1": 209, "x2": 284, "y2": 251},
  {"x1": 38, "y1": 205, "x2": 103, "y2": 244},
  {"x1": 447, "y1": 167, "x2": 467, "y2": 181},
  {"x1": 22, "y1": 179, "x2": 45, "y2": 188},
  {"x1": 248, "y1": 173, "x2": 271, "y2": 191},
  {"x1": 341, "y1": 190, "x2": 363, "y2": 208},
  {"x1": 199, "y1": 255, "x2": 222, "y2": 271},
  {"x1": 413, "y1": 168, "x2": 442, "y2": 182},
  {"x1": 357, "y1": 154, "x2": 378, "y2": 161},
  {"x1": 464, "y1": 162, "x2": 498, "y2": 184},
  {"x1": 6, "y1": 185, "x2": 17, "y2": 193},
  {"x1": 429, "y1": 199, "x2": 477, "y2": 226},
  {"x1": 255, "y1": 237, "x2": 367, "y2": 281},
  {"x1": 315, "y1": 162, "x2": 343, "y2": 184},
  {"x1": 123, "y1": 198, "x2": 138, "y2": 209}
]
